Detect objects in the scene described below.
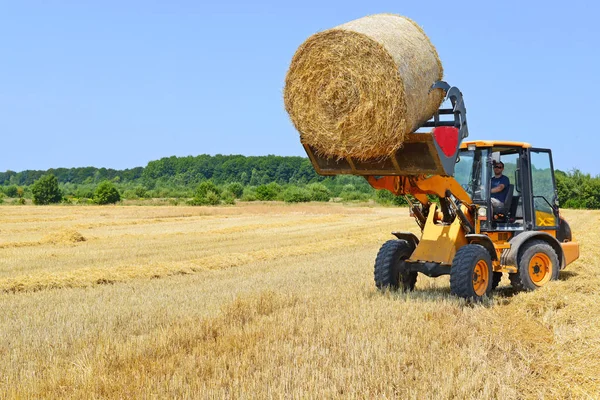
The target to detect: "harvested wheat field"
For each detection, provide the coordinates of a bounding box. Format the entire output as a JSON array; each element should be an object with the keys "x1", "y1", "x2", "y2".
[{"x1": 0, "y1": 203, "x2": 598, "y2": 398}]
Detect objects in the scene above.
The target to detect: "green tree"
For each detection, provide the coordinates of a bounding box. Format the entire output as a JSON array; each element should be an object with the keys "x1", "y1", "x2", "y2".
[
  {"x1": 556, "y1": 169, "x2": 600, "y2": 209},
  {"x1": 94, "y1": 181, "x2": 121, "y2": 204},
  {"x1": 249, "y1": 168, "x2": 263, "y2": 186},
  {"x1": 31, "y1": 174, "x2": 62, "y2": 205}
]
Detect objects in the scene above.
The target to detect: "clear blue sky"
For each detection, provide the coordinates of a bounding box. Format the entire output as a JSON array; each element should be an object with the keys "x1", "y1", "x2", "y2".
[{"x1": 1, "y1": 1, "x2": 599, "y2": 175}]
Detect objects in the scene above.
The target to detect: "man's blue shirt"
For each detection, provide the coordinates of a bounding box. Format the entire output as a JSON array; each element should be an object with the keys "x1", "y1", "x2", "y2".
[{"x1": 491, "y1": 175, "x2": 510, "y2": 203}]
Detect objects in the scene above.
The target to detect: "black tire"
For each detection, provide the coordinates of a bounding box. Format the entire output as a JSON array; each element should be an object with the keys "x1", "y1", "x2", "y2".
[
  {"x1": 492, "y1": 272, "x2": 502, "y2": 290},
  {"x1": 557, "y1": 217, "x2": 572, "y2": 242},
  {"x1": 509, "y1": 240, "x2": 560, "y2": 292},
  {"x1": 450, "y1": 244, "x2": 493, "y2": 301},
  {"x1": 374, "y1": 240, "x2": 417, "y2": 291}
]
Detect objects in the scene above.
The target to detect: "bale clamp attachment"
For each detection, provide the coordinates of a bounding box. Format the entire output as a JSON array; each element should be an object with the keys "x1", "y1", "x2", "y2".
[
  {"x1": 302, "y1": 81, "x2": 469, "y2": 177},
  {"x1": 425, "y1": 81, "x2": 469, "y2": 142}
]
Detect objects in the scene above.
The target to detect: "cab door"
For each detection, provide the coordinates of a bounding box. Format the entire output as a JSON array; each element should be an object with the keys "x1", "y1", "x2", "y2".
[{"x1": 527, "y1": 148, "x2": 558, "y2": 231}]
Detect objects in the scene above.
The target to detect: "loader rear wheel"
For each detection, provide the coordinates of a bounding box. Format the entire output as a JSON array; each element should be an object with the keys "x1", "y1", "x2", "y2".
[
  {"x1": 510, "y1": 240, "x2": 559, "y2": 292},
  {"x1": 374, "y1": 240, "x2": 417, "y2": 292},
  {"x1": 450, "y1": 244, "x2": 493, "y2": 301}
]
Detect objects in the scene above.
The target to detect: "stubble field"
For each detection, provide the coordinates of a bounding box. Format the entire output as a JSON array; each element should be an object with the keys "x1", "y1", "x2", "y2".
[{"x1": 0, "y1": 203, "x2": 598, "y2": 399}]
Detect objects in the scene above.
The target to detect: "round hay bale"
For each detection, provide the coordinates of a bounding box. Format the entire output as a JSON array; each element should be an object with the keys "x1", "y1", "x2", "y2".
[{"x1": 284, "y1": 14, "x2": 444, "y2": 160}]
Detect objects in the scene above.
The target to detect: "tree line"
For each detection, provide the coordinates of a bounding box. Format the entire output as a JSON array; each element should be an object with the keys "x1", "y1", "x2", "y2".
[
  {"x1": 0, "y1": 154, "x2": 598, "y2": 208},
  {"x1": 0, "y1": 155, "x2": 317, "y2": 187}
]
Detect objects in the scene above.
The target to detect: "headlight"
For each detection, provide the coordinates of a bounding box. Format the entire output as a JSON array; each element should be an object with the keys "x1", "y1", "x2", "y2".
[{"x1": 477, "y1": 207, "x2": 487, "y2": 218}]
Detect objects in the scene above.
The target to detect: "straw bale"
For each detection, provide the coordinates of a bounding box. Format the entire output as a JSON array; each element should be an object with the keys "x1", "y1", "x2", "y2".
[
  {"x1": 42, "y1": 229, "x2": 86, "y2": 244},
  {"x1": 284, "y1": 14, "x2": 444, "y2": 160}
]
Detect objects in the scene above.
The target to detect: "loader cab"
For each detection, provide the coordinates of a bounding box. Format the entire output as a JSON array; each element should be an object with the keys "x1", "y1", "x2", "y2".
[{"x1": 457, "y1": 141, "x2": 560, "y2": 235}]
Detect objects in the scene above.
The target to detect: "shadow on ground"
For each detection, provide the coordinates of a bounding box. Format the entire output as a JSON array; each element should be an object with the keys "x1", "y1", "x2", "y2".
[{"x1": 559, "y1": 270, "x2": 578, "y2": 281}]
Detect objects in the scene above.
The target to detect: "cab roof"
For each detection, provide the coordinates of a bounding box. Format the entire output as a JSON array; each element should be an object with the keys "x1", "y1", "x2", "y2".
[{"x1": 460, "y1": 140, "x2": 532, "y2": 149}]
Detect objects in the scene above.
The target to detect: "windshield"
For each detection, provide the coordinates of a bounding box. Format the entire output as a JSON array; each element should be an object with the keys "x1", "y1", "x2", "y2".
[{"x1": 454, "y1": 148, "x2": 490, "y2": 202}]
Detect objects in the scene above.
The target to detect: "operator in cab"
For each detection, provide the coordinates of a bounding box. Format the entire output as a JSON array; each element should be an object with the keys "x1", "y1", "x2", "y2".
[{"x1": 491, "y1": 161, "x2": 510, "y2": 208}]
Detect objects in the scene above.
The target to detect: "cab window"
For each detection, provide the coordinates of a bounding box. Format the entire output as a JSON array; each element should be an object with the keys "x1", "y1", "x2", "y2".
[{"x1": 530, "y1": 150, "x2": 557, "y2": 227}]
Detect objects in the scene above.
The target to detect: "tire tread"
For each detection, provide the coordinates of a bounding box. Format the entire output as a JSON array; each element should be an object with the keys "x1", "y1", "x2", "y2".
[
  {"x1": 450, "y1": 244, "x2": 492, "y2": 300},
  {"x1": 509, "y1": 240, "x2": 559, "y2": 292},
  {"x1": 374, "y1": 240, "x2": 416, "y2": 291}
]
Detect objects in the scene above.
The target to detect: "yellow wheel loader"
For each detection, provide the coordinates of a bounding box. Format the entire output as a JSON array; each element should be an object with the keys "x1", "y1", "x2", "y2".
[{"x1": 303, "y1": 82, "x2": 579, "y2": 300}]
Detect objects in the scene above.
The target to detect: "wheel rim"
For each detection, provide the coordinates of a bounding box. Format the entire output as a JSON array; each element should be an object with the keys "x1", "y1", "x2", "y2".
[
  {"x1": 529, "y1": 252, "x2": 552, "y2": 286},
  {"x1": 472, "y1": 260, "x2": 489, "y2": 296}
]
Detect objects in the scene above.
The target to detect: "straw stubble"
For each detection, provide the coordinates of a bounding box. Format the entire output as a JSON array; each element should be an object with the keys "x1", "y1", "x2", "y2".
[
  {"x1": 0, "y1": 205, "x2": 597, "y2": 398},
  {"x1": 284, "y1": 14, "x2": 444, "y2": 160}
]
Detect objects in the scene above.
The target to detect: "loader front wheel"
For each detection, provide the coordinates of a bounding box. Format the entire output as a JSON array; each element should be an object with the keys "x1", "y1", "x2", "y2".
[
  {"x1": 509, "y1": 240, "x2": 559, "y2": 292},
  {"x1": 450, "y1": 244, "x2": 493, "y2": 301},
  {"x1": 374, "y1": 240, "x2": 417, "y2": 292}
]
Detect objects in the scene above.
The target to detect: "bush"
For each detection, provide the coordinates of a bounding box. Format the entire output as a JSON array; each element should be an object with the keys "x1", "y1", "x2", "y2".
[
  {"x1": 341, "y1": 184, "x2": 356, "y2": 192},
  {"x1": 205, "y1": 191, "x2": 220, "y2": 205},
  {"x1": 256, "y1": 182, "x2": 282, "y2": 201},
  {"x1": 134, "y1": 186, "x2": 148, "y2": 198},
  {"x1": 340, "y1": 190, "x2": 370, "y2": 201},
  {"x1": 339, "y1": 183, "x2": 371, "y2": 201},
  {"x1": 188, "y1": 192, "x2": 220, "y2": 206},
  {"x1": 282, "y1": 186, "x2": 311, "y2": 203},
  {"x1": 152, "y1": 187, "x2": 190, "y2": 198},
  {"x1": 94, "y1": 181, "x2": 121, "y2": 204},
  {"x1": 32, "y1": 174, "x2": 63, "y2": 205},
  {"x1": 392, "y1": 195, "x2": 407, "y2": 206},
  {"x1": 2, "y1": 185, "x2": 18, "y2": 198},
  {"x1": 375, "y1": 189, "x2": 395, "y2": 205},
  {"x1": 190, "y1": 180, "x2": 221, "y2": 205},
  {"x1": 241, "y1": 187, "x2": 257, "y2": 201},
  {"x1": 221, "y1": 190, "x2": 236, "y2": 205},
  {"x1": 122, "y1": 190, "x2": 138, "y2": 200},
  {"x1": 374, "y1": 190, "x2": 406, "y2": 206},
  {"x1": 75, "y1": 186, "x2": 95, "y2": 200},
  {"x1": 226, "y1": 182, "x2": 244, "y2": 199},
  {"x1": 196, "y1": 181, "x2": 221, "y2": 198},
  {"x1": 307, "y1": 183, "x2": 331, "y2": 202}
]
